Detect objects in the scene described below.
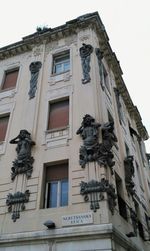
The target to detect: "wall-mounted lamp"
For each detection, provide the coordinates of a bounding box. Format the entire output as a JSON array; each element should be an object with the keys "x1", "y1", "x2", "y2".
[
  {"x1": 126, "y1": 232, "x2": 136, "y2": 238},
  {"x1": 43, "y1": 220, "x2": 55, "y2": 229}
]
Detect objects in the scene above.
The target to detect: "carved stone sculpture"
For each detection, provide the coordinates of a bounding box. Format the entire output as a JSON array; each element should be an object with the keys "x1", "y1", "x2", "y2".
[
  {"x1": 10, "y1": 130, "x2": 35, "y2": 180},
  {"x1": 77, "y1": 115, "x2": 117, "y2": 172},
  {"x1": 80, "y1": 179, "x2": 116, "y2": 213},
  {"x1": 98, "y1": 121, "x2": 118, "y2": 173},
  {"x1": 95, "y1": 48, "x2": 104, "y2": 90},
  {"x1": 124, "y1": 156, "x2": 135, "y2": 196},
  {"x1": 28, "y1": 61, "x2": 42, "y2": 99},
  {"x1": 6, "y1": 190, "x2": 30, "y2": 222},
  {"x1": 76, "y1": 114, "x2": 101, "y2": 168},
  {"x1": 79, "y1": 43, "x2": 93, "y2": 84}
]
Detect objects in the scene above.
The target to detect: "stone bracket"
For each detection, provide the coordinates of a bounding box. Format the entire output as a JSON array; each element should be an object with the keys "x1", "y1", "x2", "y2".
[
  {"x1": 80, "y1": 179, "x2": 116, "y2": 214},
  {"x1": 6, "y1": 190, "x2": 30, "y2": 222}
]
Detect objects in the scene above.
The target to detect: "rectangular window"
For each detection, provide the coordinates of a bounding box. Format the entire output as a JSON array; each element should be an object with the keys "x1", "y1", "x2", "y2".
[
  {"x1": 44, "y1": 162, "x2": 68, "y2": 208},
  {"x1": 47, "y1": 99, "x2": 69, "y2": 130},
  {"x1": 0, "y1": 114, "x2": 10, "y2": 142},
  {"x1": 117, "y1": 195, "x2": 128, "y2": 220},
  {"x1": 103, "y1": 65, "x2": 110, "y2": 93},
  {"x1": 107, "y1": 110, "x2": 114, "y2": 123},
  {"x1": 138, "y1": 220, "x2": 145, "y2": 239},
  {"x1": 1, "y1": 68, "x2": 19, "y2": 90},
  {"x1": 52, "y1": 51, "x2": 70, "y2": 75},
  {"x1": 125, "y1": 143, "x2": 130, "y2": 157},
  {"x1": 115, "y1": 173, "x2": 128, "y2": 221}
]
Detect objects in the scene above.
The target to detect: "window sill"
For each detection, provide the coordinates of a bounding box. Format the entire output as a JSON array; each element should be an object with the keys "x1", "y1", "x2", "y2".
[
  {"x1": 0, "y1": 88, "x2": 16, "y2": 100},
  {"x1": 45, "y1": 126, "x2": 69, "y2": 149},
  {"x1": 49, "y1": 71, "x2": 71, "y2": 85},
  {"x1": 0, "y1": 141, "x2": 6, "y2": 155},
  {"x1": 51, "y1": 70, "x2": 70, "y2": 77}
]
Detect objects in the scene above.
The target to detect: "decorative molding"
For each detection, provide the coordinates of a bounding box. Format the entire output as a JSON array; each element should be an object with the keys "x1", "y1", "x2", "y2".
[
  {"x1": 0, "y1": 12, "x2": 147, "y2": 139},
  {"x1": 76, "y1": 114, "x2": 101, "y2": 168},
  {"x1": 80, "y1": 179, "x2": 116, "y2": 214},
  {"x1": 124, "y1": 156, "x2": 135, "y2": 196},
  {"x1": 28, "y1": 61, "x2": 42, "y2": 99},
  {"x1": 76, "y1": 115, "x2": 117, "y2": 173},
  {"x1": 10, "y1": 130, "x2": 35, "y2": 180},
  {"x1": 6, "y1": 190, "x2": 30, "y2": 222},
  {"x1": 79, "y1": 43, "x2": 93, "y2": 84}
]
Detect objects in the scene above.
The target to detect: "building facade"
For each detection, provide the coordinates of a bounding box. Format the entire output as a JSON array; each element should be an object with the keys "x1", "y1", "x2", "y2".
[{"x1": 0, "y1": 12, "x2": 150, "y2": 251}]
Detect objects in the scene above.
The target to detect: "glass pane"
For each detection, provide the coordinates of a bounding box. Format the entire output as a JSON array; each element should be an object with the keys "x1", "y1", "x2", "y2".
[
  {"x1": 55, "y1": 64, "x2": 62, "y2": 74},
  {"x1": 60, "y1": 180, "x2": 68, "y2": 206},
  {"x1": 63, "y1": 61, "x2": 70, "y2": 72},
  {"x1": 47, "y1": 182, "x2": 58, "y2": 208}
]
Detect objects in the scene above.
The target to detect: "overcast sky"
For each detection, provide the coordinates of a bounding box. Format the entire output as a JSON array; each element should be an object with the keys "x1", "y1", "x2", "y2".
[{"x1": 1, "y1": 0, "x2": 150, "y2": 152}]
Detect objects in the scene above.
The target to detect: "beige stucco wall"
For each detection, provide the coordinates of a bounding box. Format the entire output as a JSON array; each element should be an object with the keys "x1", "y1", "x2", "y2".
[{"x1": 0, "y1": 24, "x2": 149, "y2": 250}]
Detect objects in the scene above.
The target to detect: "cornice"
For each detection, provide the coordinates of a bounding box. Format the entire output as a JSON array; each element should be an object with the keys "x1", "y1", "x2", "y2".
[
  {"x1": 0, "y1": 224, "x2": 146, "y2": 251},
  {"x1": 0, "y1": 12, "x2": 148, "y2": 140}
]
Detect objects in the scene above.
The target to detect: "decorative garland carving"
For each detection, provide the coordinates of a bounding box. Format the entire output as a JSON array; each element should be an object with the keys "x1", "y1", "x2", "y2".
[
  {"x1": 79, "y1": 43, "x2": 93, "y2": 84},
  {"x1": 6, "y1": 190, "x2": 30, "y2": 222},
  {"x1": 95, "y1": 48, "x2": 104, "y2": 90},
  {"x1": 80, "y1": 179, "x2": 116, "y2": 214},
  {"x1": 124, "y1": 156, "x2": 135, "y2": 196},
  {"x1": 28, "y1": 61, "x2": 42, "y2": 99},
  {"x1": 76, "y1": 114, "x2": 117, "y2": 172},
  {"x1": 10, "y1": 130, "x2": 35, "y2": 180}
]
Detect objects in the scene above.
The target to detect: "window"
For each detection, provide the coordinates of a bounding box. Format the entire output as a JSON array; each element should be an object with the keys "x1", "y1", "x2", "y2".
[
  {"x1": 52, "y1": 51, "x2": 70, "y2": 74},
  {"x1": 47, "y1": 99, "x2": 69, "y2": 130},
  {"x1": 107, "y1": 110, "x2": 114, "y2": 123},
  {"x1": 1, "y1": 68, "x2": 19, "y2": 90},
  {"x1": 114, "y1": 87, "x2": 125, "y2": 124},
  {"x1": 0, "y1": 114, "x2": 10, "y2": 142},
  {"x1": 138, "y1": 220, "x2": 145, "y2": 239},
  {"x1": 136, "y1": 161, "x2": 144, "y2": 190},
  {"x1": 125, "y1": 143, "x2": 130, "y2": 157},
  {"x1": 44, "y1": 162, "x2": 68, "y2": 208},
  {"x1": 103, "y1": 65, "x2": 110, "y2": 93},
  {"x1": 115, "y1": 173, "x2": 128, "y2": 221}
]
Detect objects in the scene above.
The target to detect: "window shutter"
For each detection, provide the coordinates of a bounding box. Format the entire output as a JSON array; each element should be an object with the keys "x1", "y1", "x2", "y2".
[
  {"x1": 0, "y1": 115, "x2": 9, "y2": 141},
  {"x1": 48, "y1": 99, "x2": 69, "y2": 130},
  {"x1": 2, "y1": 69, "x2": 19, "y2": 90},
  {"x1": 46, "y1": 163, "x2": 68, "y2": 182}
]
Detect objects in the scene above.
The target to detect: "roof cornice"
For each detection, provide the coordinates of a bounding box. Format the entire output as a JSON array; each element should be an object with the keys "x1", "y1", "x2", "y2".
[{"x1": 0, "y1": 12, "x2": 148, "y2": 140}]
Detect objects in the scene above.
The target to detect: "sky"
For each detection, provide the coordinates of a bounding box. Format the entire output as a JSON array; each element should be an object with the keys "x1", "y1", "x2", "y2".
[{"x1": 0, "y1": 0, "x2": 150, "y2": 152}]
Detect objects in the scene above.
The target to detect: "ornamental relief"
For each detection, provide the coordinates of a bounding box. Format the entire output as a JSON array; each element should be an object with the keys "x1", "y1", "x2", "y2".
[
  {"x1": 76, "y1": 114, "x2": 117, "y2": 173},
  {"x1": 10, "y1": 130, "x2": 35, "y2": 180}
]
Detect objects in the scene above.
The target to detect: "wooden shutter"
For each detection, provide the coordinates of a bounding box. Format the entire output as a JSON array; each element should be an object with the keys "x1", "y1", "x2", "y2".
[
  {"x1": 2, "y1": 69, "x2": 19, "y2": 90},
  {"x1": 48, "y1": 99, "x2": 69, "y2": 130},
  {"x1": 46, "y1": 163, "x2": 68, "y2": 182},
  {"x1": 0, "y1": 115, "x2": 9, "y2": 142}
]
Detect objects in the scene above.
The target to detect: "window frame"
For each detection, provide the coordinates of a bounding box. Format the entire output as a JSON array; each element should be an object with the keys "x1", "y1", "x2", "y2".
[
  {"x1": 52, "y1": 50, "x2": 70, "y2": 75},
  {"x1": 45, "y1": 179, "x2": 68, "y2": 208},
  {"x1": 0, "y1": 113, "x2": 10, "y2": 143},
  {"x1": 1, "y1": 67, "x2": 19, "y2": 91},
  {"x1": 43, "y1": 161, "x2": 69, "y2": 209},
  {"x1": 47, "y1": 97, "x2": 69, "y2": 132},
  {"x1": 115, "y1": 172, "x2": 128, "y2": 221},
  {"x1": 102, "y1": 64, "x2": 111, "y2": 94}
]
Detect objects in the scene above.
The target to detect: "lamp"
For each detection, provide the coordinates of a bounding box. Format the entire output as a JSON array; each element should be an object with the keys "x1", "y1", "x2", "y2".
[
  {"x1": 43, "y1": 220, "x2": 55, "y2": 229},
  {"x1": 126, "y1": 232, "x2": 136, "y2": 238}
]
